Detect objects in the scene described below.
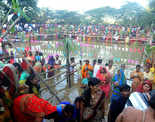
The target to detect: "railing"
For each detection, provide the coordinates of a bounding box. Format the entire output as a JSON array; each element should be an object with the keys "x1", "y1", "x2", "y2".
[
  {"x1": 39, "y1": 62, "x2": 81, "y2": 104},
  {"x1": 8, "y1": 33, "x2": 150, "y2": 46}
]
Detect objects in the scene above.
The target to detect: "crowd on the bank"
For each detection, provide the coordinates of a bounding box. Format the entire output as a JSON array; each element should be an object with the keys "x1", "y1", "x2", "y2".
[
  {"x1": 0, "y1": 47, "x2": 155, "y2": 122},
  {"x1": 1, "y1": 24, "x2": 155, "y2": 44}
]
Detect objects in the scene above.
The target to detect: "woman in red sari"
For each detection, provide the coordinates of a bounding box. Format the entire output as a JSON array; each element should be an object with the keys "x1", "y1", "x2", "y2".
[
  {"x1": 96, "y1": 67, "x2": 111, "y2": 115},
  {"x1": 13, "y1": 85, "x2": 57, "y2": 122},
  {"x1": 96, "y1": 67, "x2": 111, "y2": 98}
]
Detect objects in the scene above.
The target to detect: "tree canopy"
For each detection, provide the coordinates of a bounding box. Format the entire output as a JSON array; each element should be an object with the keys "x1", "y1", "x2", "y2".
[{"x1": 0, "y1": 0, "x2": 155, "y2": 28}]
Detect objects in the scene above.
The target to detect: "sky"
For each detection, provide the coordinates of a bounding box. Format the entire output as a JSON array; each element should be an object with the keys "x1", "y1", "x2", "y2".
[{"x1": 38, "y1": 0, "x2": 148, "y2": 12}]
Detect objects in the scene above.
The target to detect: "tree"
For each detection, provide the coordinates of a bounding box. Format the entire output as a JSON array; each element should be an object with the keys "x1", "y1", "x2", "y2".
[{"x1": 1, "y1": 0, "x2": 39, "y2": 23}]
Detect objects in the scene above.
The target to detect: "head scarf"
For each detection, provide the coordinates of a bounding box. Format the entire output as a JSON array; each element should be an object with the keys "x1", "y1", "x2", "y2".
[
  {"x1": 136, "y1": 80, "x2": 152, "y2": 93},
  {"x1": 96, "y1": 66, "x2": 110, "y2": 82},
  {"x1": 143, "y1": 80, "x2": 152, "y2": 91},
  {"x1": 2, "y1": 64, "x2": 18, "y2": 96},
  {"x1": 113, "y1": 69, "x2": 126, "y2": 86},
  {"x1": 21, "y1": 59, "x2": 30, "y2": 70}
]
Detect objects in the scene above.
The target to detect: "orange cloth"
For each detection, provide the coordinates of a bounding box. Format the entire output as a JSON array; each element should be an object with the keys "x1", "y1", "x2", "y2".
[
  {"x1": 81, "y1": 64, "x2": 93, "y2": 78},
  {"x1": 2, "y1": 29, "x2": 6, "y2": 34}
]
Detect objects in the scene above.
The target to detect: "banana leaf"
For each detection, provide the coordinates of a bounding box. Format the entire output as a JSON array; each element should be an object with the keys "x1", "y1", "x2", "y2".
[{"x1": 145, "y1": 44, "x2": 152, "y2": 55}]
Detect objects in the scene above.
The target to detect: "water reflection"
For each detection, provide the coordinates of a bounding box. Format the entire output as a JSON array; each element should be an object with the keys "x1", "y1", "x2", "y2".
[{"x1": 41, "y1": 71, "x2": 81, "y2": 104}]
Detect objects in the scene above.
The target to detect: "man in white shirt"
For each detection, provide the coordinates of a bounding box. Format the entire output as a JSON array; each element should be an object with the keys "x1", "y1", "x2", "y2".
[
  {"x1": 106, "y1": 60, "x2": 115, "y2": 77},
  {"x1": 93, "y1": 59, "x2": 102, "y2": 77}
]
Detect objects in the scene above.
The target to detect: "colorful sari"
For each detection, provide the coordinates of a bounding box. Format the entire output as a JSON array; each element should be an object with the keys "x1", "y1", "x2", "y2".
[
  {"x1": 13, "y1": 94, "x2": 57, "y2": 122},
  {"x1": 111, "y1": 69, "x2": 126, "y2": 100},
  {"x1": 81, "y1": 64, "x2": 93, "y2": 79},
  {"x1": 96, "y1": 67, "x2": 111, "y2": 98},
  {"x1": 82, "y1": 87, "x2": 105, "y2": 122}
]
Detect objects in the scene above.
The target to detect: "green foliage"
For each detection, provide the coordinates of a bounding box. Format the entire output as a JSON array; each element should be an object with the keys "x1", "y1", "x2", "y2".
[
  {"x1": 0, "y1": 0, "x2": 154, "y2": 27},
  {"x1": 0, "y1": 0, "x2": 38, "y2": 23}
]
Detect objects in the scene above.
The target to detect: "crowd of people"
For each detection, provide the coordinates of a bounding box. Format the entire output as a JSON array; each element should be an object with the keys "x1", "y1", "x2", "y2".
[
  {"x1": 1, "y1": 24, "x2": 155, "y2": 44},
  {"x1": 0, "y1": 48, "x2": 155, "y2": 122},
  {"x1": 80, "y1": 59, "x2": 155, "y2": 122}
]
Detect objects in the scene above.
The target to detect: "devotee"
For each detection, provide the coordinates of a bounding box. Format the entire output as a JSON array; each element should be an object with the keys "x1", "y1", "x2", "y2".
[
  {"x1": 48, "y1": 56, "x2": 55, "y2": 67},
  {"x1": 144, "y1": 65, "x2": 153, "y2": 81},
  {"x1": 81, "y1": 60, "x2": 93, "y2": 79},
  {"x1": 45, "y1": 102, "x2": 76, "y2": 122},
  {"x1": 92, "y1": 59, "x2": 97, "y2": 68},
  {"x1": 47, "y1": 56, "x2": 55, "y2": 78},
  {"x1": 130, "y1": 65, "x2": 144, "y2": 92},
  {"x1": 136, "y1": 80, "x2": 152, "y2": 100},
  {"x1": 93, "y1": 59, "x2": 102, "y2": 77},
  {"x1": 150, "y1": 63, "x2": 155, "y2": 89},
  {"x1": 55, "y1": 55, "x2": 61, "y2": 66},
  {"x1": 73, "y1": 96, "x2": 86, "y2": 122},
  {"x1": 79, "y1": 60, "x2": 83, "y2": 80},
  {"x1": 96, "y1": 67, "x2": 111, "y2": 98},
  {"x1": 82, "y1": 78, "x2": 105, "y2": 122},
  {"x1": 13, "y1": 85, "x2": 73, "y2": 122},
  {"x1": 33, "y1": 61, "x2": 42, "y2": 73},
  {"x1": 25, "y1": 70, "x2": 40, "y2": 97},
  {"x1": 111, "y1": 69, "x2": 126, "y2": 101},
  {"x1": 27, "y1": 51, "x2": 35, "y2": 65},
  {"x1": 35, "y1": 51, "x2": 41, "y2": 62},
  {"x1": 106, "y1": 60, "x2": 115, "y2": 77},
  {"x1": 2, "y1": 64, "x2": 18, "y2": 97},
  {"x1": 96, "y1": 67, "x2": 111, "y2": 115},
  {"x1": 55, "y1": 55, "x2": 61, "y2": 79},
  {"x1": 19, "y1": 59, "x2": 32, "y2": 85},
  {"x1": 0, "y1": 71, "x2": 14, "y2": 122},
  {"x1": 81, "y1": 71, "x2": 93, "y2": 88},
  {"x1": 120, "y1": 64, "x2": 126, "y2": 72},
  {"x1": 13, "y1": 63, "x2": 23, "y2": 80},
  {"x1": 108, "y1": 84, "x2": 130, "y2": 122},
  {"x1": 116, "y1": 94, "x2": 155, "y2": 122}
]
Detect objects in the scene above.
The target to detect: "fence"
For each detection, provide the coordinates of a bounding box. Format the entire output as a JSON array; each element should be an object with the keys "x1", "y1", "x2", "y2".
[{"x1": 39, "y1": 62, "x2": 81, "y2": 105}]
